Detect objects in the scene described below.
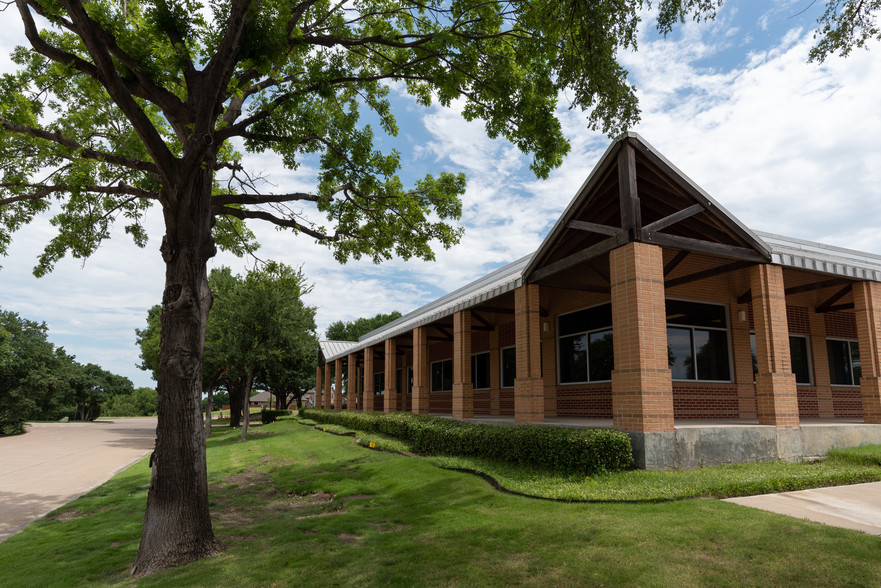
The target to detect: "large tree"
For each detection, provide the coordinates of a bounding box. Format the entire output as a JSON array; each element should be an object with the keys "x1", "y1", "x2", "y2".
[{"x1": 2, "y1": 0, "x2": 876, "y2": 576}]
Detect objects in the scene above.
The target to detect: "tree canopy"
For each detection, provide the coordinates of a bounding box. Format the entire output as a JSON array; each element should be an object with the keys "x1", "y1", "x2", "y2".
[{"x1": 326, "y1": 311, "x2": 403, "y2": 342}]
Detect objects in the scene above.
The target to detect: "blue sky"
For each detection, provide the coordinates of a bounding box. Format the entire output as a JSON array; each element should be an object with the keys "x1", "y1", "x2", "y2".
[{"x1": 1, "y1": 1, "x2": 880, "y2": 389}]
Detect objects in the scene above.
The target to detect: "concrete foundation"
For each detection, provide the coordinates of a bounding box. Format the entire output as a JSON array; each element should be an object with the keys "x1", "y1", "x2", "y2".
[{"x1": 631, "y1": 422, "x2": 881, "y2": 470}]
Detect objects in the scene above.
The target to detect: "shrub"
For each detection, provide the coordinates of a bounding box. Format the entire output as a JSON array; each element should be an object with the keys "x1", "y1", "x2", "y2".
[
  {"x1": 261, "y1": 409, "x2": 292, "y2": 424},
  {"x1": 299, "y1": 408, "x2": 633, "y2": 474}
]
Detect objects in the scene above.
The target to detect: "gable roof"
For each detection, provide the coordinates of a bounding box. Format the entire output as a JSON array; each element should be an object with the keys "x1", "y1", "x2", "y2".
[{"x1": 523, "y1": 132, "x2": 771, "y2": 284}]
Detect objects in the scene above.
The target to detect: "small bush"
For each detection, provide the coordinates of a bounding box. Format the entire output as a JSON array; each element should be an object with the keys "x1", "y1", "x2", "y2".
[
  {"x1": 261, "y1": 409, "x2": 292, "y2": 424},
  {"x1": 299, "y1": 408, "x2": 633, "y2": 474}
]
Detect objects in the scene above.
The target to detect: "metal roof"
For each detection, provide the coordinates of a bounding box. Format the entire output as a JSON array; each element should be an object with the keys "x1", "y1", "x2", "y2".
[
  {"x1": 321, "y1": 254, "x2": 529, "y2": 362},
  {"x1": 318, "y1": 340, "x2": 360, "y2": 362},
  {"x1": 759, "y1": 231, "x2": 881, "y2": 281}
]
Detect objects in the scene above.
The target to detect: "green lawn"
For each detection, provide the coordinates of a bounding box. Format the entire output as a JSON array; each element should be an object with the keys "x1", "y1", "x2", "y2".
[{"x1": 2, "y1": 420, "x2": 880, "y2": 587}]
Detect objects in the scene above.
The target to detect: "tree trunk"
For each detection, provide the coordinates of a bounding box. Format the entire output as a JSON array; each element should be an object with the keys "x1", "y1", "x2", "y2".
[
  {"x1": 131, "y1": 166, "x2": 220, "y2": 575},
  {"x1": 204, "y1": 387, "x2": 213, "y2": 440},
  {"x1": 241, "y1": 363, "x2": 255, "y2": 442},
  {"x1": 228, "y1": 378, "x2": 244, "y2": 428}
]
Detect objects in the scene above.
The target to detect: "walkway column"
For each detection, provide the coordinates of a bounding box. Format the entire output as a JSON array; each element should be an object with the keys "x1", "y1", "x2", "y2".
[
  {"x1": 363, "y1": 347, "x2": 375, "y2": 412},
  {"x1": 610, "y1": 242, "x2": 673, "y2": 433},
  {"x1": 385, "y1": 339, "x2": 397, "y2": 412},
  {"x1": 514, "y1": 284, "x2": 544, "y2": 423},
  {"x1": 323, "y1": 363, "x2": 332, "y2": 410},
  {"x1": 750, "y1": 264, "x2": 799, "y2": 428},
  {"x1": 347, "y1": 353, "x2": 358, "y2": 411},
  {"x1": 853, "y1": 281, "x2": 881, "y2": 423},
  {"x1": 453, "y1": 310, "x2": 474, "y2": 419},
  {"x1": 334, "y1": 358, "x2": 343, "y2": 410},
  {"x1": 412, "y1": 327, "x2": 430, "y2": 414},
  {"x1": 315, "y1": 365, "x2": 322, "y2": 408}
]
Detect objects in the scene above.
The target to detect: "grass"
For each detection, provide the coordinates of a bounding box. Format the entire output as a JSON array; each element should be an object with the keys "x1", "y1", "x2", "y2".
[{"x1": 1, "y1": 420, "x2": 880, "y2": 587}]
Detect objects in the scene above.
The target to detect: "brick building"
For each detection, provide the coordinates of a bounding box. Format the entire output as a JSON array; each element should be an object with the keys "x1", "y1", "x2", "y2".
[{"x1": 315, "y1": 133, "x2": 881, "y2": 468}]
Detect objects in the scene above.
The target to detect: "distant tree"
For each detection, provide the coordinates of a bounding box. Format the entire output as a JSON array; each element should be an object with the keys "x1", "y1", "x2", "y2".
[
  {"x1": 105, "y1": 387, "x2": 158, "y2": 417},
  {"x1": 326, "y1": 312, "x2": 403, "y2": 342},
  {"x1": 811, "y1": 1, "x2": 881, "y2": 61},
  {"x1": 69, "y1": 363, "x2": 134, "y2": 421}
]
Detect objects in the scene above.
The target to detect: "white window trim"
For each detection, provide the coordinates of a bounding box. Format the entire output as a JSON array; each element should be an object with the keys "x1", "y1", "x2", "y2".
[
  {"x1": 555, "y1": 303, "x2": 614, "y2": 385},
  {"x1": 826, "y1": 337, "x2": 861, "y2": 387},
  {"x1": 430, "y1": 358, "x2": 452, "y2": 393},
  {"x1": 471, "y1": 351, "x2": 491, "y2": 390},
  {"x1": 666, "y1": 298, "x2": 734, "y2": 383}
]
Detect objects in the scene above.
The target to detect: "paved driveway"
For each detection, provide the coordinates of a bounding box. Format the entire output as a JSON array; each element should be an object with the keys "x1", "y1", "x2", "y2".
[{"x1": 0, "y1": 417, "x2": 156, "y2": 542}]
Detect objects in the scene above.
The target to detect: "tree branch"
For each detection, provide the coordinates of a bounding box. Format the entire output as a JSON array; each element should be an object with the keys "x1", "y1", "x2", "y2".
[
  {"x1": 213, "y1": 204, "x2": 340, "y2": 241},
  {"x1": 0, "y1": 182, "x2": 160, "y2": 205}
]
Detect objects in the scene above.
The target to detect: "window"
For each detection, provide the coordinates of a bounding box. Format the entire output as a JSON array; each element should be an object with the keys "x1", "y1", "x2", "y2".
[
  {"x1": 750, "y1": 333, "x2": 813, "y2": 385},
  {"x1": 501, "y1": 346, "x2": 516, "y2": 388},
  {"x1": 827, "y1": 339, "x2": 861, "y2": 386},
  {"x1": 557, "y1": 303, "x2": 614, "y2": 383},
  {"x1": 395, "y1": 368, "x2": 402, "y2": 394},
  {"x1": 431, "y1": 359, "x2": 452, "y2": 392},
  {"x1": 407, "y1": 366, "x2": 413, "y2": 394},
  {"x1": 472, "y1": 352, "x2": 490, "y2": 389},
  {"x1": 373, "y1": 372, "x2": 385, "y2": 395},
  {"x1": 667, "y1": 300, "x2": 731, "y2": 381}
]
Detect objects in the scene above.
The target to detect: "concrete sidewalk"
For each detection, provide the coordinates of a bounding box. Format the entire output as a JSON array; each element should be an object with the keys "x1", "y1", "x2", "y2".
[
  {"x1": 725, "y1": 481, "x2": 881, "y2": 535},
  {"x1": 0, "y1": 417, "x2": 156, "y2": 542}
]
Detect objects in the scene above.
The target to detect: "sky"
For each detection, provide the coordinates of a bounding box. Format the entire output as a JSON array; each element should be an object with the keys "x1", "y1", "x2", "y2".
[{"x1": 1, "y1": 1, "x2": 880, "y2": 389}]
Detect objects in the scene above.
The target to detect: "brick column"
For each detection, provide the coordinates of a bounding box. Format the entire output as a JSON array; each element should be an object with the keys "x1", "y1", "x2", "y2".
[
  {"x1": 347, "y1": 353, "x2": 357, "y2": 411},
  {"x1": 452, "y1": 310, "x2": 474, "y2": 419},
  {"x1": 750, "y1": 264, "x2": 799, "y2": 428},
  {"x1": 323, "y1": 363, "x2": 332, "y2": 410},
  {"x1": 514, "y1": 284, "x2": 544, "y2": 423},
  {"x1": 610, "y1": 242, "x2": 673, "y2": 433},
  {"x1": 809, "y1": 311, "x2": 834, "y2": 418},
  {"x1": 853, "y1": 281, "x2": 881, "y2": 423},
  {"x1": 334, "y1": 358, "x2": 343, "y2": 410},
  {"x1": 363, "y1": 347, "x2": 374, "y2": 412},
  {"x1": 315, "y1": 365, "x2": 322, "y2": 408},
  {"x1": 412, "y1": 327, "x2": 430, "y2": 414},
  {"x1": 385, "y1": 339, "x2": 397, "y2": 412}
]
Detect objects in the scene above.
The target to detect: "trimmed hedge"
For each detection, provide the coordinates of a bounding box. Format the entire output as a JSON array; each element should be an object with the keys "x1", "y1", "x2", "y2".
[
  {"x1": 261, "y1": 409, "x2": 292, "y2": 424},
  {"x1": 299, "y1": 408, "x2": 633, "y2": 474}
]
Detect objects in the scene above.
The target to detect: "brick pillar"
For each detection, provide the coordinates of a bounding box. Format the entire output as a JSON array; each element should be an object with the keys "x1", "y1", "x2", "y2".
[
  {"x1": 750, "y1": 264, "x2": 799, "y2": 428},
  {"x1": 514, "y1": 284, "x2": 544, "y2": 423},
  {"x1": 385, "y1": 339, "x2": 397, "y2": 412},
  {"x1": 412, "y1": 327, "x2": 430, "y2": 414},
  {"x1": 334, "y1": 358, "x2": 343, "y2": 410},
  {"x1": 323, "y1": 363, "x2": 332, "y2": 410},
  {"x1": 853, "y1": 281, "x2": 881, "y2": 423},
  {"x1": 809, "y1": 311, "x2": 834, "y2": 418},
  {"x1": 363, "y1": 348, "x2": 374, "y2": 412},
  {"x1": 610, "y1": 242, "x2": 673, "y2": 433},
  {"x1": 347, "y1": 353, "x2": 357, "y2": 411},
  {"x1": 315, "y1": 365, "x2": 322, "y2": 408},
  {"x1": 452, "y1": 310, "x2": 474, "y2": 419}
]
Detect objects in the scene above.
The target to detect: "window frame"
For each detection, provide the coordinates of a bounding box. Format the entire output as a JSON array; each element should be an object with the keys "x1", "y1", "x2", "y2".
[
  {"x1": 666, "y1": 298, "x2": 733, "y2": 383},
  {"x1": 500, "y1": 346, "x2": 516, "y2": 389},
  {"x1": 373, "y1": 372, "x2": 385, "y2": 396},
  {"x1": 471, "y1": 351, "x2": 490, "y2": 390},
  {"x1": 826, "y1": 338, "x2": 861, "y2": 387},
  {"x1": 749, "y1": 332, "x2": 814, "y2": 385},
  {"x1": 430, "y1": 358, "x2": 453, "y2": 393},
  {"x1": 556, "y1": 302, "x2": 614, "y2": 385}
]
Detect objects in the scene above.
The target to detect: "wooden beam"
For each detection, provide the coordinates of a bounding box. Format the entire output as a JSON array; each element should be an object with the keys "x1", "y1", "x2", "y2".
[
  {"x1": 566, "y1": 219, "x2": 623, "y2": 237},
  {"x1": 785, "y1": 278, "x2": 850, "y2": 297},
  {"x1": 538, "y1": 281, "x2": 611, "y2": 295},
  {"x1": 434, "y1": 326, "x2": 454, "y2": 341},
  {"x1": 618, "y1": 143, "x2": 640, "y2": 238},
  {"x1": 473, "y1": 306, "x2": 514, "y2": 315},
  {"x1": 737, "y1": 289, "x2": 752, "y2": 304},
  {"x1": 471, "y1": 312, "x2": 494, "y2": 331},
  {"x1": 665, "y1": 261, "x2": 753, "y2": 289},
  {"x1": 643, "y1": 203, "x2": 704, "y2": 233},
  {"x1": 528, "y1": 233, "x2": 622, "y2": 282},
  {"x1": 816, "y1": 302, "x2": 855, "y2": 314},
  {"x1": 663, "y1": 250, "x2": 690, "y2": 277},
  {"x1": 816, "y1": 284, "x2": 853, "y2": 314},
  {"x1": 587, "y1": 259, "x2": 610, "y2": 284},
  {"x1": 643, "y1": 232, "x2": 767, "y2": 262}
]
